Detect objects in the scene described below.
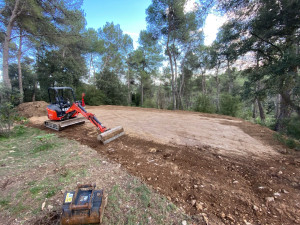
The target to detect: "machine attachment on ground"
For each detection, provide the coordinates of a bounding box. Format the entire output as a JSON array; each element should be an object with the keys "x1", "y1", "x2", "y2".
[
  {"x1": 45, "y1": 87, "x2": 124, "y2": 144},
  {"x1": 61, "y1": 183, "x2": 107, "y2": 225}
]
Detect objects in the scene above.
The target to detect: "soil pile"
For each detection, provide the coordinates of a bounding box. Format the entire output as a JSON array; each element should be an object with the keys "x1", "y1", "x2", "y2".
[{"x1": 17, "y1": 101, "x2": 48, "y2": 118}]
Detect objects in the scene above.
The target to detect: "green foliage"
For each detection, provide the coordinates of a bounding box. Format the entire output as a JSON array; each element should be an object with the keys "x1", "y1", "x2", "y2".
[
  {"x1": 194, "y1": 94, "x2": 215, "y2": 113},
  {"x1": 76, "y1": 84, "x2": 105, "y2": 106},
  {"x1": 0, "y1": 102, "x2": 16, "y2": 136},
  {"x1": 273, "y1": 133, "x2": 300, "y2": 151},
  {"x1": 143, "y1": 98, "x2": 156, "y2": 108},
  {"x1": 8, "y1": 61, "x2": 38, "y2": 102},
  {"x1": 37, "y1": 49, "x2": 87, "y2": 100},
  {"x1": 285, "y1": 116, "x2": 300, "y2": 140},
  {"x1": 32, "y1": 143, "x2": 55, "y2": 154},
  {"x1": 220, "y1": 94, "x2": 241, "y2": 117},
  {"x1": 96, "y1": 69, "x2": 127, "y2": 105}
]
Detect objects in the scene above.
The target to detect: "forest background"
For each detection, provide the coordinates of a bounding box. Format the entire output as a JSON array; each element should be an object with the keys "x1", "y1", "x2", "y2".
[{"x1": 0, "y1": 0, "x2": 299, "y2": 141}]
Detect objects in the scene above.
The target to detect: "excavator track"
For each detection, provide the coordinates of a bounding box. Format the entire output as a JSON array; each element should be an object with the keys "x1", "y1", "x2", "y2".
[{"x1": 44, "y1": 117, "x2": 86, "y2": 131}]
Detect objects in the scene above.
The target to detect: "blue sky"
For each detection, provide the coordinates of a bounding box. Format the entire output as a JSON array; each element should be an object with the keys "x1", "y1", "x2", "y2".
[
  {"x1": 82, "y1": 0, "x2": 152, "y2": 48},
  {"x1": 82, "y1": 0, "x2": 225, "y2": 47}
]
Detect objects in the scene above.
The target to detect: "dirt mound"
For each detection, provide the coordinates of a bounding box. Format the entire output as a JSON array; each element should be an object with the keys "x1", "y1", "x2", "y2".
[{"x1": 17, "y1": 101, "x2": 48, "y2": 118}]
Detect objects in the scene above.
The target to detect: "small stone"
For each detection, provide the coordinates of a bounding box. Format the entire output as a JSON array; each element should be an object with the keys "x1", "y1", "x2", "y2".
[
  {"x1": 147, "y1": 177, "x2": 152, "y2": 181},
  {"x1": 47, "y1": 205, "x2": 53, "y2": 210},
  {"x1": 227, "y1": 214, "x2": 235, "y2": 222},
  {"x1": 196, "y1": 202, "x2": 203, "y2": 211},
  {"x1": 191, "y1": 200, "x2": 196, "y2": 206},
  {"x1": 265, "y1": 197, "x2": 275, "y2": 202},
  {"x1": 278, "y1": 171, "x2": 283, "y2": 175},
  {"x1": 41, "y1": 202, "x2": 46, "y2": 211},
  {"x1": 253, "y1": 205, "x2": 259, "y2": 211},
  {"x1": 182, "y1": 220, "x2": 187, "y2": 225},
  {"x1": 167, "y1": 196, "x2": 171, "y2": 201},
  {"x1": 201, "y1": 213, "x2": 209, "y2": 224},
  {"x1": 281, "y1": 189, "x2": 289, "y2": 194},
  {"x1": 233, "y1": 180, "x2": 239, "y2": 184},
  {"x1": 149, "y1": 148, "x2": 157, "y2": 153},
  {"x1": 221, "y1": 212, "x2": 226, "y2": 218},
  {"x1": 193, "y1": 185, "x2": 198, "y2": 189},
  {"x1": 244, "y1": 220, "x2": 252, "y2": 225},
  {"x1": 274, "y1": 192, "x2": 281, "y2": 197}
]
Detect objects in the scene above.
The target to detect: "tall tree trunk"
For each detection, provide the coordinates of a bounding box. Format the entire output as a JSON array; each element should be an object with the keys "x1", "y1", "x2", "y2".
[
  {"x1": 166, "y1": 12, "x2": 176, "y2": 110},
  {"x1": 214, "y1": 63, "x2": 220, "y2": 112},
  {"x1": 275, "y1": 93, "x2": 292, "y2": 132},
  {"x1": 252, "y1": 99, "x2": 257, "y2": 119},
  {"x1": 167, "y1": 45, "x2": 175, "y2": 110},
  {"x1": 17, "y1": 29, "x2": 24, "y2": 103},
  {"x1": 257, "y1": 99, "x2": 265, "y2": 123},
  {"x1": 127, "y1": 69, "x2": 131, "y2": 106},
  {"x1": 3, "y1": 0, "x2": 21, "y2": 90},
  {"x1": 275, "y1": 94, "x2": 281, "y2": 119},
  {"x1": 32, "y1": 80, "x2": 36, "y2": 102},
  {"x1": 172, "y1": 53, "x2": 179, "y2": 109},
  {"x1": 201, "y1": 71, "x2": 206, "y2": 94},
  {"x1": 89, "y1": 53, "x2": 93, "y2": 80},
  {"x1": 256, "y1": 80, "x2": 265, "y2": 123},
  {"x1": 215, "y1": 76, "x2": 220, "y2": 112},
  {"x1": 141, "y1": 79, "x2": 144, "y2": 106},
  {"x1": 227, "y1": 59, "x2": 233, "y2": 94}
]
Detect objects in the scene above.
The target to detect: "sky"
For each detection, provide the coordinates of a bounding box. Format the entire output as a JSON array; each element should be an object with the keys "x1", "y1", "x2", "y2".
[
  {"x1": 82, "y1": 0, "x2": 152, "y2": 48},
  {"x1": 82, "y1": 0, "x2": 225, "y2": 48}
]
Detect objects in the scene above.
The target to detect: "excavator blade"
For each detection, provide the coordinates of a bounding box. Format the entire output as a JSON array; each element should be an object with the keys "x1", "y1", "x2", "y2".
[
  {"x1": 97, "y1": 126, "x2": 124, "y2": 144},
  {"x1": 44, "y1": 117, "x2": 85, "y2": 131}
]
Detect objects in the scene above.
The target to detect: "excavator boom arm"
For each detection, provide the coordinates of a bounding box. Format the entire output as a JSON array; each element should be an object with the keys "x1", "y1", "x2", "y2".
[{"x1": 67, "y1": 103, "x2": 107, "y2": 133}]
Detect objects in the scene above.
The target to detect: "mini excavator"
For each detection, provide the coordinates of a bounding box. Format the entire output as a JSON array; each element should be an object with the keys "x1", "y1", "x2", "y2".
[{"x1": 44, "y1": 87, "x2": 124, "y2": 144}]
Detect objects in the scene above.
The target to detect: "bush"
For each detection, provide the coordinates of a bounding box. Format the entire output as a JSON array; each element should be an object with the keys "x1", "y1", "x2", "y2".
[
  {"x1": 143, "y1": 98, "x2": 156, "y2": 108},
  {"x1": 194, "y1": 94, "x2": 215, "y2": 113},
  {"x1": 76, "y1": 84, "x2": 105, "y2": 106},
  {"x1": 286, "y1": 116, "x2": 300, "y2": 140},
  {"x1": 0, "y1": 102, "x2": 16, "y2": 136},
  {"x1": 219, "y1": 94, "x2": 241, "y2": 117}
]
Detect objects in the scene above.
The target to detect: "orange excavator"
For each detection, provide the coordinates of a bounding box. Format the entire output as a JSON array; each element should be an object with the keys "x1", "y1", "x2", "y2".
[{"x1": 44, "y1": 87, "x2": 124, "y2": 144}]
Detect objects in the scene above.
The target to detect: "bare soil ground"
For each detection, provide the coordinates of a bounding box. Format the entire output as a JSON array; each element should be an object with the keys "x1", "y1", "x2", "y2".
[
  {"x1": 0, "y1": 127, "x2": 189, "y2": 225},
  {"x1": 24, "y1": 104, "x2": 300, "y2": 224}
]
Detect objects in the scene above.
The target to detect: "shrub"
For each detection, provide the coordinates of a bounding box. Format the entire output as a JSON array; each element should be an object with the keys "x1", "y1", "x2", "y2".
[
  {"x1": 194, "y1": 94, "x2": 215, "y2": 113},
  {"x1": 219, "y1": 94, "x2": 241, "y2": 117},
  {"x1": 0, "y1": 102, "x2": 16, "y2": 136},
  {"x1": 286, "y1": 116, "x2": 300, "y2": 140},
  {"x1": 143, "y1": 98, "x2": 156, "y2": 108},
  {"x1": 76, "y1": 85, "x2": 105, "y2": 106}
]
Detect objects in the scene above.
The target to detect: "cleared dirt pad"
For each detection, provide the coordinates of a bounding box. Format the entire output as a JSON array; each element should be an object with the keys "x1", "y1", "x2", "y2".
[{"x1": 27, "y1": 105, "x2": 300, "y2": 224}]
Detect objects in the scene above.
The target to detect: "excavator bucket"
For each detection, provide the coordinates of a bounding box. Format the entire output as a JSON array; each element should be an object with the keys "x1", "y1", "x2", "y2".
[{"x1": 97, "y1": 126, "x2": 124, "y2": 144}]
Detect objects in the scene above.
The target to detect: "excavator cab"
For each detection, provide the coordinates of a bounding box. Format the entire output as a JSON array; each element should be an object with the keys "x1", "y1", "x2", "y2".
[{"x1": 48, "y1": 87, "x2": 76, "y2": 111}]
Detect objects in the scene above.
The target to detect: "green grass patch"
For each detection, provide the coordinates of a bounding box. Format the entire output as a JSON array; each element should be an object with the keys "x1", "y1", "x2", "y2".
[
  {"x1": 46, "y1": 187, "x2": 59, "y2": 198},
  {"x1": 0, "y1": 198, "x2": 10, "y2": 208},
  {"x1": 32, "y1": 142, "x2": 55, "y2": 153},
  {"x1": 135, "y1": 184, "x2": 151, "y2": 208},
  {"x1": 11, "y1": 202, "x2": 27, "y2": 215},
  {"x1": 30, "y1": 186, "x2": 44, "y2": 196}
]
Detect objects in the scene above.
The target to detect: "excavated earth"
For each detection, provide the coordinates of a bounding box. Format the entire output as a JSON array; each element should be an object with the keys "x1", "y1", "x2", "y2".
[{"x1": 23, "y1": 103, "x2": 300, "y2": 224}]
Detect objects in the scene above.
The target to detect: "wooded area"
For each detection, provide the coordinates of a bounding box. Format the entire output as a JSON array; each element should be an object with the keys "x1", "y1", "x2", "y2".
[{"x1": 1, "y1": 0, "x2": 300, "y2": 139}]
